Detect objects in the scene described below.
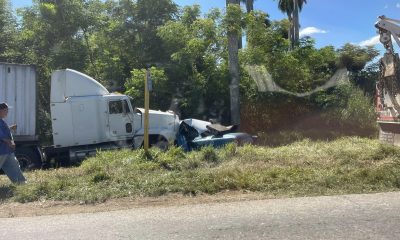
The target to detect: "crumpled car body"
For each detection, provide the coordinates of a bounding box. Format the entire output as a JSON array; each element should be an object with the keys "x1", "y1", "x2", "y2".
[{"x1": 176, "y1": 119, "x2": 255, "y2": 151}]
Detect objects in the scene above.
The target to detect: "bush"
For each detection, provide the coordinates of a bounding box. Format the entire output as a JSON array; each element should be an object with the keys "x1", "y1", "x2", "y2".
[
  {"x1": 315, "y1": 83, "x2": 377, "y2": 132},
  {"x1": 241, "y1": 83, "x2": 377, "y2": 144}
]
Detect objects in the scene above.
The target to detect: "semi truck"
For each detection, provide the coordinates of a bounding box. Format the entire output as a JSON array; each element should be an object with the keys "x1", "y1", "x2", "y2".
[{"x1": 0, "y1": 63, "x2": 179, "y2": 169}]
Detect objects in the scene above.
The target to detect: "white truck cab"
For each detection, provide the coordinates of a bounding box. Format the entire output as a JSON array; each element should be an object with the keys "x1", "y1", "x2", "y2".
[{"x1": 49, "y1": 69, "x2": 179, "y2": 163}]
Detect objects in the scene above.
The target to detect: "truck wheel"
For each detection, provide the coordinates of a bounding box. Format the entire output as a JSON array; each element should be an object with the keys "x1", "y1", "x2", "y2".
[
  {"x1": 15, "y1": 148, "x2": 42, "y2": 171},
  {"x1": 152, "y1": 136, "x2": 169, "y2": 151}
]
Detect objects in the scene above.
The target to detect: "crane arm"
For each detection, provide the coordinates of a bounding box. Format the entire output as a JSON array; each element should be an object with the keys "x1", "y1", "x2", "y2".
[
  {"x1": 375, "y1": 15, "x2": 400, "y2": 53},
  {"x1": 375, "y1": 16, "x2": 400, "y2": 117}
]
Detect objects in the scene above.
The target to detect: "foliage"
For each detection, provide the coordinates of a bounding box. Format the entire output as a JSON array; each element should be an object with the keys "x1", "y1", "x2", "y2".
[
  {"x1": 0, "y1": 0, "x2": 20, "y2": 62},
  {"x1": 224, "y1": 3, "x2": 242, "y2": 34},
  {"x1": 240, "y1": 13, "x2": 378, "y2": 136},
  {"x1": 336, "y1": 44, "x2": 380, "y2": 94},
  {"x1": 0, "y1": 0, "x2": 381, "y2": 138},
  {"x1": 124, "y1": 67, "x2": 171, "y2": 110},
  {"x1": 2, "y1": 137, "x2": 400, "y2": 203},
  {"x1": 242, "y1": 16, "x2": 338, "y2": 93},
  {"x1": 0, "y1": 1, "x2": 389, "y2": 207},
  {"x1": 351, "y1": 62, "x2": 379, "y2": 95},
  {"x1": 311, "y1": 83, "x2": 376, "y2": 131},
  {"x1": 157, "y1": 5, "x2": 230, "y2": 120},
  {"x1": 337, "y1": 44, "x2": 380, "y2": 72},
  {"x1": 276, "y1": 0, "x2": 308, "y2": 48}
]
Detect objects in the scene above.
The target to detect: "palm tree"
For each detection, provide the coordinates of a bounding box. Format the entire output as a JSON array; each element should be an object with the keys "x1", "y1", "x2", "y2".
[
  {"x1": 240, "y1": 0, "x2": 255, "y2": 13},
  {"x1": 278, "y1": 0, "x2": 294, "y2": 47},
  {"x1": 292, "y1": 0, "x2": 307, "y2": 45},
  {"x1": 277, "y1": 0, "x2": 307, "y2": 49}
]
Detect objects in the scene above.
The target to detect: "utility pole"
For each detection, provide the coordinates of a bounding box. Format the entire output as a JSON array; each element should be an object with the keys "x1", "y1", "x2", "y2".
[{"x1": 144, "y1": 68, "x2": 152, "y2": 153}]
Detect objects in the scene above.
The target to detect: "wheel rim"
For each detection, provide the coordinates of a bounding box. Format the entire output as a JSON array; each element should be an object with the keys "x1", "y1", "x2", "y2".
[{"x1": 15, "y1": 154, "x2": 31, "y2": 171}]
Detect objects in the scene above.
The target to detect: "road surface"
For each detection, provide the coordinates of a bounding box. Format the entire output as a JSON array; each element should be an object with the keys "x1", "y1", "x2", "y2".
[{"x1": 1, "y1": 192, "x2": 400, "y2": 239}]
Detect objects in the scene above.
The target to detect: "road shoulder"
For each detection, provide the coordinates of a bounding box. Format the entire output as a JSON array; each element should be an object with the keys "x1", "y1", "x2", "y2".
[{"x1": 0, "y1": 191, "x2": 271, "y2": 218}]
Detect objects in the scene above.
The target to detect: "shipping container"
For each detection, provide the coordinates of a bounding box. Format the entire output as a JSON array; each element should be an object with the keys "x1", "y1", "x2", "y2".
[
  {"x1": 0, "y1": 63, "x2": 43, "y2": 170},
  {"x1": 0, "y1": 63, "x2": 37, "y2": 141}
]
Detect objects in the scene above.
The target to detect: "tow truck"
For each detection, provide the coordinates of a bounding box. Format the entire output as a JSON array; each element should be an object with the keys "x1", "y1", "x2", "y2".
[{"x1": 375, "y1": 16, "x2": 400, "y2": 145}]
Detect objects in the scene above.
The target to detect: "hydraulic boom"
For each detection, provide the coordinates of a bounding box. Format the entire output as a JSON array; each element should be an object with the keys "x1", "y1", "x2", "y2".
[{"x1": 375, "y1": 16, "x2": 400, "y2": 145}]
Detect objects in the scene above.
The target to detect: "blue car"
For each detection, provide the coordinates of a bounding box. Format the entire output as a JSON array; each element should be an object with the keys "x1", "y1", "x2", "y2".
[{"x1": 176, "y1": 119, "x2": 255, "y2": 151}]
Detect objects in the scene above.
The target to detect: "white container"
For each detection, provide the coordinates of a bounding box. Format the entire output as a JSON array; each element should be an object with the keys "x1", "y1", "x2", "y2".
[{"x1": 0, "y1": 63, "x2": 36, "y2": 139}]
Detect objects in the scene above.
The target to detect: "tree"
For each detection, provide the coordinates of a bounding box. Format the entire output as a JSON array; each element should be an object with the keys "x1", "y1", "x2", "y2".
[
  {"x1": 337, "y1": 43, "x2": 380, "y2": 95},
  {"x1": 292, "y1": 0, "x2": 307, "y2": 45},
  {"x1": 277, "y1": 0, "x2": 293, "y2": 48},
  {"x1": 18, "y1": 0, "x2": 94, "y2": 71},
  {"x1": 277, "y1": 0, "x2": 307, "y2": 49},
  {"x1": 240, "y1": 0, "x2": 256, "y2": 49},
  {"x1": 0, "y1": 0, "x2": 20, "y2": 62},
  {"x1": 135, "y1": 0, "x2": 178, "y2": 66},
  {"x1": 125, "y1": 67, "x2": 170, "y2": 110},
  {"x1": 16, "y1": 0, "x2": 96, "y2": 140},
  {"x1": 240, "y1": 0, "x2": 255, "y2": 13},
  {"x1": 157, "y1": 6, "x2": 230, "y2": 121},
  {"x1": 226, "y1": 0, "x2": 241, "y2": 125},
  {"x1": 337, "y1": 43, "x2": 379, "y2": 73},
  {"x1": 86, "y1": 0, "x2": 178, "y2": 88}
]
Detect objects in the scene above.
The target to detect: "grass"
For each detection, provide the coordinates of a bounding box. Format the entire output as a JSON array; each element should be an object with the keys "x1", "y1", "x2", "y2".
[{"x1": 1, "y1": 136, "x2": 400, "y2": 204}]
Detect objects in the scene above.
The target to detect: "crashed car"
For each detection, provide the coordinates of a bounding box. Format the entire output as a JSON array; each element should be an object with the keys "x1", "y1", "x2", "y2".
[{"x1": 176, "y1": 119, "x2": 255, "y2": 151}]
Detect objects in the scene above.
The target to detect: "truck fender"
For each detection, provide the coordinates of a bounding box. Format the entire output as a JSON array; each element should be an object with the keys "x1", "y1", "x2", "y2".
[
  {"x1": 133, "y1": 135, "x2": 144, "y2": 149},
  {"x1": 155, "y1": 129, "x2": 177, "y2": 144}
]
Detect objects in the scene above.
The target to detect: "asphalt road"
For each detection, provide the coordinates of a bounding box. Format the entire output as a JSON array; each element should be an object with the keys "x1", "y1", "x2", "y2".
[{"x1": 1, "y1": 192, "x2": 400, "y2": 240}]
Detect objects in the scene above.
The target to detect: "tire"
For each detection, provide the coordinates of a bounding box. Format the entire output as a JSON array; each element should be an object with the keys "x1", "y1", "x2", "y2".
[
  {"x1": 151, "y1": 136, "x2": 169, "y2": 151},
  {"x1": 15, "y1": 148, "x2": 42, "y2": 171}
]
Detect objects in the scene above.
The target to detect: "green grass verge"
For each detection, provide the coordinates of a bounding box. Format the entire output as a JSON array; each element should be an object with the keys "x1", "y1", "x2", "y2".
[{"x1": 1, "y1": 137, "x2": 400, "y2": 203}]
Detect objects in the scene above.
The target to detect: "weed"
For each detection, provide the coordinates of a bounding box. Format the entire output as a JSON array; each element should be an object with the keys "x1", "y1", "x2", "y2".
[
  {"x1": 0, "y1": 137, "x2": 399, "y2": 203},
  {"x1": 200, "y1": 146, "x2": 219, "y2": 164}
]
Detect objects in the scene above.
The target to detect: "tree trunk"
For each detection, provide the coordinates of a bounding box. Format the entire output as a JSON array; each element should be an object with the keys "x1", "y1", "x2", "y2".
[
  {"x1": 227, "y1": 0, "x2": 241, "y2": 125},
  {"x1": 246, "y1": 0, "x2": 254, "y2": 13},
  {"x1": 292, "y1": 0, "x2": 300, "y2": 47},
  {"x1": 288, "y1": 14, "x2": 294, "y2": 50}
]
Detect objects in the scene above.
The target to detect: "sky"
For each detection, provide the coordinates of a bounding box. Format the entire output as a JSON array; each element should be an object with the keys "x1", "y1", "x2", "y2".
[{"x1": 9, "y1": 0, "x2": 400, "y2": 52}]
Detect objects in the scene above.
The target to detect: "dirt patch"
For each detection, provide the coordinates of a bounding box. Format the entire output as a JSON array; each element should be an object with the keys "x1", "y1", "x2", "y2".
[{"x1": 0, "y1": 191, "x2": 274, "y2": 218}]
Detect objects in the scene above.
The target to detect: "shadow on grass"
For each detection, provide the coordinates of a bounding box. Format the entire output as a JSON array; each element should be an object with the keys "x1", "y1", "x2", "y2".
[{"x1": 0, "y1": 186, "x2": 14, "y2": 201}]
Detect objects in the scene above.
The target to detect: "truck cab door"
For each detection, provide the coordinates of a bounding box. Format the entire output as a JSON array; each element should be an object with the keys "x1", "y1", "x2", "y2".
[{"x1": 108, "y1": 99, "x2": 134, "y2": 139}]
